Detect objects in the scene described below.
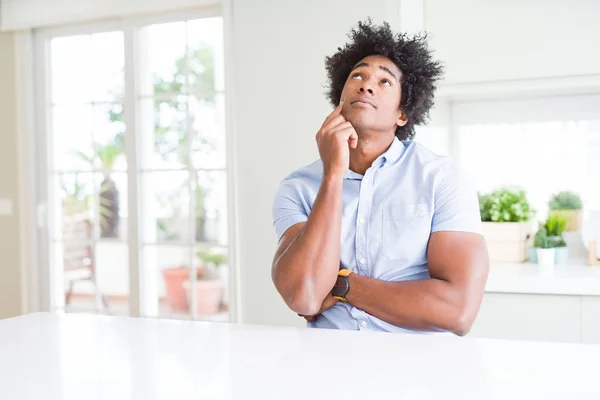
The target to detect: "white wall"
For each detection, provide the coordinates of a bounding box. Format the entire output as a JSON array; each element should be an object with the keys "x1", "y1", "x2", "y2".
[
  {"x1": 230, "y1": 0, "x2": 600, "y2": 328},
  {"x1": 231, "y1": 0, "x2": 393, "y2": 326},
  {"x1": 425, "y1": 0, "x2": 600, "y2": 84}
]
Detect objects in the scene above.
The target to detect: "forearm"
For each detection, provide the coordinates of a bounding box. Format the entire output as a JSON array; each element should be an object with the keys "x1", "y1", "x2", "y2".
[
  {"x1": 273, "y1": 174, "x2": 344, "y2": 314},
  {"x1": 346, "y1": 274, "x2": 473, "y2": 335}
]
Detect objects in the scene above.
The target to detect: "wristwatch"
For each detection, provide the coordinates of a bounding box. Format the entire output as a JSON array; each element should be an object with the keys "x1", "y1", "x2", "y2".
[{"x1": 332, "y1": 269, "x2": 354, "y2": 302}]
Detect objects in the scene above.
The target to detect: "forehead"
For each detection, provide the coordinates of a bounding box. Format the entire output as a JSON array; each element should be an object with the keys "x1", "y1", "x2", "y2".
[{"x1": 354, "y1": 55, "x2": 402, "y2": 78}]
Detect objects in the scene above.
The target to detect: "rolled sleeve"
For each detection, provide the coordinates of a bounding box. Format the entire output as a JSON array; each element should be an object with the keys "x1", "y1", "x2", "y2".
[
  {"x1": 272, "y1": 179, "x2": 309, "y2": 241},
  {"x1": 431, "y1": 160, "x2": 483, "y2": 235}
]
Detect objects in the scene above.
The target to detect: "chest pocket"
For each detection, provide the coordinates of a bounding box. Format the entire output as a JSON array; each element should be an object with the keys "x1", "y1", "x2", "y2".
[{"x1": 381, "y1": 203, "x2": 431, "y2": 260}]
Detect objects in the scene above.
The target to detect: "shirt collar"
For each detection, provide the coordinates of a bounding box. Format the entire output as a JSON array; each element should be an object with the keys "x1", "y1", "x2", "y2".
[
  {"x1": 343, "y1": 137, "x2": 405, "y2": 179},
  {"x1": 380, "y1": 136, "x2": 405, "y2": 165}
]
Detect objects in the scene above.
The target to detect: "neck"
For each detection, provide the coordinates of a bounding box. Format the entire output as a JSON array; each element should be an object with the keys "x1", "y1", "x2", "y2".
[{"x1": 348, "y1": 130, "x2": 396, "y2": 176}]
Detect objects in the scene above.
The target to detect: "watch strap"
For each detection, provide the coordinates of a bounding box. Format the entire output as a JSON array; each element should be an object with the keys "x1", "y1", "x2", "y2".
[{"x1": 333, "y1": 269, "x2": 354, "y2": 302}]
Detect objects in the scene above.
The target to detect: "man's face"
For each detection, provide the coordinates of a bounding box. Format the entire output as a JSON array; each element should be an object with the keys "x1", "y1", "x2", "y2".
[{"x1": 340, "y1": 55, "x2": 406, "y2": 135}]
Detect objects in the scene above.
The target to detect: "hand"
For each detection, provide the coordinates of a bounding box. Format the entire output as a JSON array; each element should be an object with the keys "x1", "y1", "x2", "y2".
[
  {"x1": 298, "y1": 293, "x2": 339, "y2": 323},
  {"x1": 315, "y1": 101, "x2": 358, "y2": 178}
]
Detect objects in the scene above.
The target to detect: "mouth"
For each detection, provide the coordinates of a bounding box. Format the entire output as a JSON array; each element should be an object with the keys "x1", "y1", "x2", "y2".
[{"x1": 350, "y1": 98, "x2": 376, "y2": 109}]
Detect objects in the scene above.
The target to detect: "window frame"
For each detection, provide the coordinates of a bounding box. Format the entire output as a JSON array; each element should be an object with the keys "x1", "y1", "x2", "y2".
[{"x1": 29, "y1": 5, "x2": 240, "y2": 321}]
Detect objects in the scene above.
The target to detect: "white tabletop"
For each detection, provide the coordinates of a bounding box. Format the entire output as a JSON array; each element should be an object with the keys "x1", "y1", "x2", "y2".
[
  {"x1": 486, "y1": 262, "x2": 600, "y2": 296},
  {"x1": 1, "y1": 313, "x2": 600, "y2": 399}
]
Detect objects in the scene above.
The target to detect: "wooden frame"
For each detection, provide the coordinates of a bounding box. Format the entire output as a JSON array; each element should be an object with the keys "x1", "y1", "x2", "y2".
[{"x1": 589, "y1": 240, "x2": 600, "y2": 266}]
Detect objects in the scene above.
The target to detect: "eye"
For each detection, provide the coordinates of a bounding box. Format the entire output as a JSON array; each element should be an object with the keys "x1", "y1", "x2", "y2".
[
  {"x1": 351, "y1": 73, "x2": 363, "y2": 80},
  {"x1": 381, "y1": 79, "x2": 392, "y2": 87}
]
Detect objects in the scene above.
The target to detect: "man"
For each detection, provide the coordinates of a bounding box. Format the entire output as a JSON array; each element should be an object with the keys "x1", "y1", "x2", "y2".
[{"x1": 271, "y1": 20, "x2": 489, "y2": 336}]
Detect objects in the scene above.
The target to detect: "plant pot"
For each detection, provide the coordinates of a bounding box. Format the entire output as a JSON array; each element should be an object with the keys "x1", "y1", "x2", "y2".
[
  {"x1": 528, "y1": 246, "x2": 538, "y2": 263},
  {"x1": 536, "y1": 248, "x2": 556, "y2": 267},
  {"x1": 183, "y1": 279, "x2": 224, "y2": 316},
  {"x1": 548, "y1": 236, "x2": 563, "y2": 247},
  {"x1": 554, "y1": 247, "x2": 569, "y2": 265},
  {"x1": 483, "y1": 221, "x2": 533, "y2": 263},
  {"x1": 550, "y1": 210, "x2": 582, "y2": 232},
  {"x1": 100, "y1": 176, "x2": 120, "y2": 238},
  {"x1": 161, "y1": 266, "x2": 204, "y2": 311}
]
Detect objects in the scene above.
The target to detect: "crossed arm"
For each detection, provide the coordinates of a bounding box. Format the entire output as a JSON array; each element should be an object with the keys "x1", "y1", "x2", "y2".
[
  {"x1": 343, "y1": 230, "x2": 489, "y2": 336},
  {"x1": 274, "y1": 218, "x2": 489, "y2": 335},
  {"x1": 272, "y1": 169, "x2": 489, "y2": 335}
]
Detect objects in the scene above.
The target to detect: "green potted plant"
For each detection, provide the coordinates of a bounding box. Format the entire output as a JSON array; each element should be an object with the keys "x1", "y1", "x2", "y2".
[
  {"x1": 544, "y1": 214, "x2": 569, "y2": 264},
  {"x1": 479, "y1": 187, "x2": 535, "y2": 263},
  {"x1": 548, "y1": 191, "x2": 583, "y2": 232},
  {"x1": 534, "y1": 227, "x2": 555, "y2": 267},
  {"x1": 181, "y1": 249, "x2": 227, "y2": 316},
  {"x1": 544, "y1": 214, "x2": 567, "y2": 244}
]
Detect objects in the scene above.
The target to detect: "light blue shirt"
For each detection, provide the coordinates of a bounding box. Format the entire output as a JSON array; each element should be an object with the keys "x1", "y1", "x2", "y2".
[{"x1": 272, "y1": 138, "x2": 482, "y2": 334}]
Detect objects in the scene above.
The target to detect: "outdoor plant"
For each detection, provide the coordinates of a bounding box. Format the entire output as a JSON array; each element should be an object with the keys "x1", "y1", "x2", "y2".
[
  {"x1": 195, "y1": 249, "x2": 228, "y2": 279},
  {"x1": 74, "y1": 131, "x2": 125, "y2": 237}
]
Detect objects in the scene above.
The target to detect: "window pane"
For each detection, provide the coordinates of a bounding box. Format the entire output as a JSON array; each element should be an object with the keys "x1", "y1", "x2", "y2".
[
  {"x1": 53, "y1": 172, "x2": 95, "y2": 241},
  {"x1": 187, "y1": 17, "x2": 225, "y2": 95},
  {"x1": 51, "y1": 32, "x2": 124, "y2": 104},
  {"x1": 57, "y1": 241, "x2": 129, "y2": 316},
  {"x1": 194, "y1": 245, "x2": 229, "y2": 321},
  {"x1": 140, "y1": 244, "x2": 228, "y2": 320},
  {"x1": 141, "y1": 171, "x2": 190, "y2": 243},
  {"x1": 52, "y1": 172, "x2": 127, "y2": 241},
  {"x1": 191, "y1": 93, "x2": 226, "y2": 169},
  {"x1": 458, "y1": 120, "x2": 600, "y2": 217},
  {"x1": 99, "y1": 172, "x2": 127, "y2": 240},
  {"x1": 142, "y1": 245, "x2": 193, "y2": 319},
  {"x1": 140, "y1": 97, "x2": 189, "y2": 170},
  {"x1": 52, "y1": 104, "x2": 94, "y2": 171},
  {"x1": 196, "y1": 171, "x2": 228, "y2": 245},
  {"x1": 51, "y1": 35, "x2": 93, "y2": 104},
  {"x1": 90, "y1": 31, "x2": 124, "y2": 102},
  {"x1": 141, "y1": 22, "x2": 186, "y2": 97},
  {"x1": 93, "y1": 103, "x2": 126, "y2": 171}
]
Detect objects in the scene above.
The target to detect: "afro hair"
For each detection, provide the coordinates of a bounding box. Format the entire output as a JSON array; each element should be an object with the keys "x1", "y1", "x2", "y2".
[{"x1": 325, "y1": 19, "x2": 444, "y2": 141}]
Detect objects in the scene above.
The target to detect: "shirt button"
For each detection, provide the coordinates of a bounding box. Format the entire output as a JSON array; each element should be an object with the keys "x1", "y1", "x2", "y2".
[
  {"x1": 363, "y1": 178, "x2": 369, "y2": 183},
  {"x1": 358, "y1": 217, "x2": 365, "y2": 225},
  {"x1": 359, "y1": 257, "x2": 366, "y2": 264},
  {"x1": 361, "y1": 321, "x2": 367, "y2": 328}
]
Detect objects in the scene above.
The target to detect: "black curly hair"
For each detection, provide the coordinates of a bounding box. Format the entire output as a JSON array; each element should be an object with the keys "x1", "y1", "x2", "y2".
[{"x1": 325, "y1": 19, "x2": 444, "y2": 141}]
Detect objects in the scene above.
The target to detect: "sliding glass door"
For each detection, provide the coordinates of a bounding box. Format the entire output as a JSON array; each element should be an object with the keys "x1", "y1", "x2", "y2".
[{"x1": 36, "y1": 9, "x2": 233, "y2": 322}]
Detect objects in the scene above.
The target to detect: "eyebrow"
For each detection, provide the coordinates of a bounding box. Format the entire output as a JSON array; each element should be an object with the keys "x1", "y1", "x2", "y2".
[{"x1": 352, "y1": 62, "x2": 399, "y2": 82}]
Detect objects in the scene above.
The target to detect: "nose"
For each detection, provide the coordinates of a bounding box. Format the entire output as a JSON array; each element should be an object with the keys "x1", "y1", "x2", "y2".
[{"x1": 358, "y1": 84, "x2": 374, "y2": 95}]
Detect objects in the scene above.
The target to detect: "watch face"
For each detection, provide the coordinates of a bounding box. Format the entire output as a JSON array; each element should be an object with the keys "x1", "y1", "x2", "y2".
[{"x1": 332, "y1": 275, "x2": 349, "y2": 298}]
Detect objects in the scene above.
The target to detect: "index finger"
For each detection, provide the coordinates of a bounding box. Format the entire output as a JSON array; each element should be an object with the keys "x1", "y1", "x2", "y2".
[{"x1": 322, "y1": 101, "x2": 344, "y2": 127}]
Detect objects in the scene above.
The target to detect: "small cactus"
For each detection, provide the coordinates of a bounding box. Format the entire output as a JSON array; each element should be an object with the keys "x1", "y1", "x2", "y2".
[{"x1": 534, "y1": 228, "x2": 551, "y2": 249}]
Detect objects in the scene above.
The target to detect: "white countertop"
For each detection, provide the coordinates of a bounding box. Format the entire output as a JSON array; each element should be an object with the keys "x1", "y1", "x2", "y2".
[
  {"x1": 1, "y1": 313, "x2": 600, "y2": 399},
  {"x1": 486, "y1": 261, "x2": 600, "y2": 296}
]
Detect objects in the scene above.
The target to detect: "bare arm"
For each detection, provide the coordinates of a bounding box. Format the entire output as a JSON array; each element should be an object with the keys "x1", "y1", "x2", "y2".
[
  {"x1": 272, "y1": 176, "x2": 343, "y2": 316},
  {"x1": 345, "y1": 231, "x2": 489, "y2": 336},
  {"x1": 272, "y1": 102, "x2": 358, "y2": 316}
]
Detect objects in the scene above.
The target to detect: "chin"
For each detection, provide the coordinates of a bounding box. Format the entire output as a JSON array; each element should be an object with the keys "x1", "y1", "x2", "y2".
[{"x1": 346, "y1": 115, "x2": 374, "y2": 132}]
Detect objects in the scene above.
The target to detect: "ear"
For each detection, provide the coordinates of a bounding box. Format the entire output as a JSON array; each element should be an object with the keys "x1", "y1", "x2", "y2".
[{"x1": 396, "y1": 110, "x2": 408, "y2": 127}]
